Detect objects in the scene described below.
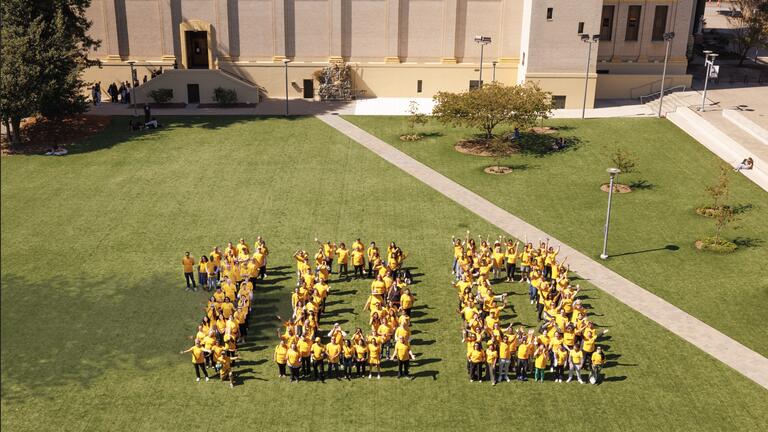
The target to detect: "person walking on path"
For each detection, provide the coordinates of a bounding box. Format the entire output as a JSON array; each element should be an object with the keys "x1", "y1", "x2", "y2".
[
  {"x1": 144, "y1": 103, "x2": 151, "y2": 123},
  {"x1": 182, "y1": 252, "x2": 197, "y2": 291}
]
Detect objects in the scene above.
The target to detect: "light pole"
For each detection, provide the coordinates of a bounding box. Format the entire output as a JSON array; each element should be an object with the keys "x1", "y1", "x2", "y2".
[
  {"x1": 473, "y1": 35, "x2": 491, "y2": 88},
  {"x1": 282, "y1": 58, "x2": 291, "y2": 117},
  {"x1": 580, "y1": 34, "x2": 600, "y2": 119},
  {"x1": 700, "y1": 51, "x2": 718, "y2": 112},
  {"x1": 127, "y1": 60, "x2": 138, "y2": 116},
  {"x1": 600, "y1": 167, "x2": 621, "y2": 260},
  {"x1": 657, "y1": 32, "x2": 675, "y2": 118},
  {"x1": 492, "y1": 61, "x2": 497, "y2": 82}
]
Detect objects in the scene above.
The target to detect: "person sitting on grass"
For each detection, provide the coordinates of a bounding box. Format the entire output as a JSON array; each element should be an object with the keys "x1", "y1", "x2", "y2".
[{"x1": 45, "y1": 146, "x2": 68, "y2": 156}]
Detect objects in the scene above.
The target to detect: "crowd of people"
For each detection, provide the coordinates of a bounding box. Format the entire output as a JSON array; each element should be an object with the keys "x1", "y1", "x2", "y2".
[
  {"x1": 454, "y1": 232, "x2": 608, "y2": 385},
  {"x1": 273, "y1": 239, "x2": 417, "y2": 382},
  {"x1": 179, "y1": 238, "x2": 269, "y2": 387}
]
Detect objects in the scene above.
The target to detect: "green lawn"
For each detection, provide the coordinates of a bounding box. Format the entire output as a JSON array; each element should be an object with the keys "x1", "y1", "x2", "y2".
[
  {"x1": 2, "y1": 116, "x2": 767, "y2": 431},
  {"x1": 344, "y1": 115, "x2": 768, "y2": 357}
]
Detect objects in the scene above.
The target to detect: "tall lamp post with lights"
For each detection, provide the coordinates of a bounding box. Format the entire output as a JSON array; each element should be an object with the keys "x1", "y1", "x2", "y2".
[
  {"x1": 473, "y1": 35, "x2": 492, "y2": 88},
  {"x1": 580, "y1": 34, "x2": 600, "y2": 119},
  {"x1": 282, "y1": 59, "x2": 291, "y2": 117},
  {"x1": 657, "y1": 32, "x2": 675, "y2": 118},
  {"x1": 700, "y1": 51, "x2": 718, "y2": 112},
  {"x1": 600, "y1": 167, "x2": 621, "y2": 260},
  {"x1": 127, "y1": 60, "x2": 138, "y2": 117}
]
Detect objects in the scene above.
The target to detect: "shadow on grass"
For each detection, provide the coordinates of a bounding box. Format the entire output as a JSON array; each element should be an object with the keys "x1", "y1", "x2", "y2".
[
  {"x1": 628, "y1": 180, "x2": 655, "y2": 190},
  {"x1": 611, "y1": 244, "x2": 679, "y2": 257},
  {"x1": 517, "y1": 132, "x2": 585, "y2": 158},
  {"x1": 732, "y1": 237, "x2": 763, "y2": 248}
]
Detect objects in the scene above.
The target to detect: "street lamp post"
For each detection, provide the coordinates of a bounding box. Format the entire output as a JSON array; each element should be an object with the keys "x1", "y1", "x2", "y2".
[
  {"x1": 492, "y1": 61, "x2": 497, "y2": 82},
  {"x1": 473, "y1": 36, "x2": 492, "y2": 88},
  {"x1": 657, "y1": 32, "x2": 675, "y2": 118},
  {"x1": 580, "y1": 34, "x2": 600, "y2": 120},
  {"x1": 700, "y1": 51, "x2": 718, "y2": 112},
  {"x1": 127, "y1": 60, "x2": 138, "y2": 116},
  {"x1": 600, "y1": 167, "x2": 622, "y2": 260},
  {"x1": 282, "y1": 59, "x2": 291, "y2": 117}
]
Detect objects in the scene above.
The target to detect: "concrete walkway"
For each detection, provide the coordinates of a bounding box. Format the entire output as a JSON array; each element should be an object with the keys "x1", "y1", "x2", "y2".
[{"x1": 317, "y1": 113, "x2": 768, "y2": 390}]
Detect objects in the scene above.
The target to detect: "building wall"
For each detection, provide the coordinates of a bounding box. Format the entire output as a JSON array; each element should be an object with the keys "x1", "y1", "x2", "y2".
[{"x1": 84, "y1": 0, "x2": 696, "y2": 103}]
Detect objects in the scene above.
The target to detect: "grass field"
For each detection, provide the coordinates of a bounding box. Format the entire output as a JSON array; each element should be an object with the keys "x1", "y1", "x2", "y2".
[
  {"x1": 344, "y1": 115, "x2": 768, "y2": 357},
  {"x1": 2, "y1": 116, "x2": 767, "y2": 431}
]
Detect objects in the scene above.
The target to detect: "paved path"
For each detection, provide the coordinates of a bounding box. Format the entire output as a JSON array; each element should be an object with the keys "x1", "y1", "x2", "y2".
[{"x1": 317, "y1": 113, "x2": 768, "y2": 390}]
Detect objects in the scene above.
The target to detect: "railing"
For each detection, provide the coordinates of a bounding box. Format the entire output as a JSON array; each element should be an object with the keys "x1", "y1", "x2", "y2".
[
  {"x1": 218, "y1": 67, "x2": 258, "y2": 87},
  {"x1": 639, "y1": 85, "x2": 687, "y2": 104}
]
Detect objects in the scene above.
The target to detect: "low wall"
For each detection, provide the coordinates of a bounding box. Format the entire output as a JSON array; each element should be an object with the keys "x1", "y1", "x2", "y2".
[{"x1": 596, "y1": 74, "x2": 692, "y2": 99}]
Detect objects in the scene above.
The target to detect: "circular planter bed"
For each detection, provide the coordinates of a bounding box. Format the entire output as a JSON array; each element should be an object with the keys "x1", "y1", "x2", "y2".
[
  {"x1": 695, "y1": 206, "x2": 725, "y2": 218},
  {"x1": 484, "y1": 165, "x2": 514, "y2": 175},
  {"x1": 600, "y1": 183, "x2": 632, "y2": 193},
  {"x1": 399, "y1": 134, "x2": 423, "y2": 141},
  {"x1": 530, "y1": 126, "x2": 558, "y2": 134},
  {"x1": 694, "y1": 237, "x2": 737, "y2": 253}
]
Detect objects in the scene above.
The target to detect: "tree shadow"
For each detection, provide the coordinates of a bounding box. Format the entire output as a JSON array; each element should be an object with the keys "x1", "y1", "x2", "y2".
[
  {"x1": 628, "y1": 179, "x2": 655, "y2": 190},
  {"x1": 732, "y1": 203, "x2": 755, "y2": 215},
  {"x1": 516, "y1": 132, "x2": 584, "y2": 158},
  {"x1": 732, "y1": 237, "x2": 763, "y2": 248}
]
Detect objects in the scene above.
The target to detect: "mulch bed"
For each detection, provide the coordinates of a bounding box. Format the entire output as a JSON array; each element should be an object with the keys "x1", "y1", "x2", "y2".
[
  {"x1": 455, "y1": 138, "x2": 519, "y2": 157},
  {"x1": 600, "y1": 183, "x2": 632, "y2": 193},
  {"x1": 1, "y1": 115, "x2": 111, "y2": 156},
  {"x1": 530, "y1": 126, "x2": 558, "y2": 134},
  {"x1": 484, "y1": 165, "x2": 514, "y2": 174}
]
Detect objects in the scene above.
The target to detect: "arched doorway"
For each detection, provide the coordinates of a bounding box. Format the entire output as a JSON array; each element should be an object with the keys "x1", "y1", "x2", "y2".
[{"x1": 179, "y1": 20, "x2": 215, "y2": 70}]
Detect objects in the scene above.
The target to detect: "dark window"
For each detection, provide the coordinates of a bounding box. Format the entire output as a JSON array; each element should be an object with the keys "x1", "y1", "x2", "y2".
[
  {"x1": 652, "y1": 5, "x2": 668, "y2": 41},
  {"x1": 469, "y1": 80, "x2": 482, "y2": 91},
  {"x1": 417, "y1": 80, "x2": 423, "y2": 93},
  {"x1": 600, "y1": 6, "x2": 615, "y2": 41},
  {"x1": 578, "y1": 22, "x2": 584, "y2": 34},
  {"x1": 522, "y1": 52, "x2": 525, "y2": 66},
  {"x1": 546, "y1": 8, "x2": 553, "y2": 20},
  {"x1": 625, "y1": 6, "x2": 641, "y2": 41},
  {"x1": 552, "y1": 96, "x2": 566, "y2": 109},
  {"x1": 597, "y1": 69, "x2": 610, "y2": 74}
]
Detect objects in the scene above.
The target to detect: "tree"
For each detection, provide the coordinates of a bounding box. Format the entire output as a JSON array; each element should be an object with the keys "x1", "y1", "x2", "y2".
[
  {"x1": 0, "y1": 0, "x2": 99, "y2": 148},
  {"x1": 406, "y1": 100, "x2": 428, "y2": 136},
  {"x1": 728, "y1": 0, "x2": 768, "y2": 66},
  {"x1": 611, "y1": 147, "x2": 638, "y2": 186},
  {"x1": 432, "y1": 82, "x2": 553, "y2": 139},
  {"x1": 705, "y1": 164, "x2": 731, "y2": 212}
]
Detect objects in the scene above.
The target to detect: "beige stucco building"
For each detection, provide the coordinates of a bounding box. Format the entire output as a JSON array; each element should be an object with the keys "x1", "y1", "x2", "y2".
[{"x1": 84, "y1": 0, "x2": 696, "y2": 107}]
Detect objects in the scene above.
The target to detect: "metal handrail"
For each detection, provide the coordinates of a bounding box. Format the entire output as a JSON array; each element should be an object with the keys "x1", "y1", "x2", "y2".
[{"x1": 639, "y1": 85, "x2": 686, "y2": 104}]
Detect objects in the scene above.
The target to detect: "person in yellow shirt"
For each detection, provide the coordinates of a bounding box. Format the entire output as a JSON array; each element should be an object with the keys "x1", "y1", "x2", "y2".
[
  {"x1": 505, "y1": 240, "x2": 519, "y2": 282},
  {"x1": 451, "y1": 237, "x2": 464, "y2": 276},
  {"x1": 287, "y1": 343, "x2": 302, "y2": 382},
  {"x1": 182, "y1": 252, "x2": 197, "y2": 291},
  {"x1": 197, "y1": 256, "x2": 210, "y2": 290},
  {"x1": 498, "y1": 335, "x2": 513, "y2": 382},
  {"x1": 485, "y1": 342, "x2": 499, "y2": 385},
  {"x1": 274, "y1": 340, "x2": 289, "y2": 378},
  {"x1": 351, "y1": 248, "x2": 366, "y2": 279},
  {"x1": 354, "y1": 339, "x2": 369, "y2": 377},
  {"x1": 566, "y1": 344, "x2": 585, "y2": 384},
  {"x1": 367, "y1": 336, "x2": 382, "y2": 379},
  {"x1": 394, "y1": 337, "x2": 415, "y2": 379},
  {"x1": 325, "y1": 340, "x2": 341, "y2": 379},
  {"x1": 342, "y1": 340, "x2": 355, "y2": 380},
  {"x1": 297, "y1": 335, "x2": 313, "y2": 378},
  {"x1": 180, "y1": 339, "x2": 209, "y2": 382},
  {"x1": 218, "y1": 352, "x2": 240, "y2": 388},
  {"x1": 590, "y1": 346, "x2": 604, "y2": 384},
  {"x1": 533, "y1": 344, "x2": 548, "y2": 382},
  {"x1": 515, "y1": 339, "x2": 531, "y2": 381},
  {"x1": 553, "y1": 344, "x2": 569, "y2": 383},
  {"x1": 469, "y1": 342, "x2": 486, "y2": 382},
  {"x1": 311, "y1": 337, "x2": 326, "y2": 382},
  {"x1": 400, "y1": 289, "x2": 415, "y2": 316},
  {"x1": 205, "y1": 255, "x2": 217, "y2": 291},
  {"x1": 366, "y1": 242, "x2": 379, "y2": 278},
  {"x1": 336, "y1": 242, "x2": 350, "y2": 280}
]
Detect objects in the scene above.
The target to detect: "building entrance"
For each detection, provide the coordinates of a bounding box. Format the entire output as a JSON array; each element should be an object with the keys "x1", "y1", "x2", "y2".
[{"x1": 185, "y1": 31, "x2": 209, "y2": 69}]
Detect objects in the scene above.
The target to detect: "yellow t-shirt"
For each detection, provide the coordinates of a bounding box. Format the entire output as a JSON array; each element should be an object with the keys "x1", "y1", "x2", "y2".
[
  {"x1": 592, "y1": 351, "x2": 604, "y2": 366},
  {"x1": 469, "y1": 349, "x2": 485, "y2": 363},
  {"x1": 182, "y1": 256, "x2": 195, "y2": 272},
  {"x1": 401, "y1": 294, "x2": 414, "y2": 310},
  {"x1": 287, "y1": 349, "x2": 301, "y2": 367},
  {"x1": 326, "y1": 343, "x2": 341, "y2": 363},
  {"x1": 534, "y1": 350, "x2": 548, "y2": 369},
  {"x1": 485, "y1": 348, "x2": 498, "y2": 364},
  {"x1": 337, "y1": 248, "x2": 349, "y2": 264},
  {"x1": 189, "y1": 346, "x2": 204, "y2": 364},
  {"x1": 311, "y1": 343, "x2": 325, "y2": 361},
  {"x1": 517, "y1": 343, "x2": 531, "y2": 360},
  {"x1": 274, "y1": 344, "x2": 288, "y2": 364},
  {"x1": 395, "y1": 341, "x2": 411, "y2": 361}
]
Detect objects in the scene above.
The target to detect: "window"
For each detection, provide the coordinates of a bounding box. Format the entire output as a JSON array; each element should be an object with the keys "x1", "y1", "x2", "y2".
[
  {"x1": 600, "y1": 6, "x2": 615, "y2": 41},
  {"x1": 552, "y1": 96, "x2": 566, "y2": 109},
  {"x1": 578, "y1": 22, "x2": 584, "y2": 34},
  {"x1": 625, "y1": 5, "x2": 642, "y2": 41},
  {"x1": 521, "y1": 52, "x2": 525, "y2": 66},
  {"x1": 469, "y1": 80, "x2": 482, "y2": 91},
  {"x1": 546, "y1": 8, "x2": 553, "y2": 20},
  {"x1": 652, "y1": 5, "x2": 668, "y2": 41},
  {"x1": 417, "y1": 80, "x2": 423, "y2": 93},
  {"x1": 597, "y1": 69, "x2": 610, "y2": 74}
]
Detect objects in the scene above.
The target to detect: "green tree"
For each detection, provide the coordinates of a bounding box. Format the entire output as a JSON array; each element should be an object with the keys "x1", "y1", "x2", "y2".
[
  {"x1": 406, "y1": 100, "x2": 428, "y2": 136},
  {"x1": 728, "y1": 0, "x2": 768, "y2": 66},
  {"x1": 705, "y1": 164, "x2": 731, "y2": 212},
  {"x1": 432, "y1": 82, "x2": 553, "y2": 139},
  {"x1": 1, "y1": 0, "x2": 99, "y2": 148}
]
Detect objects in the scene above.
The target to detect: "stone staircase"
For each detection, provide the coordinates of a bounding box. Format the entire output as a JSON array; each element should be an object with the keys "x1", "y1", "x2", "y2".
[{"x1": 644, "y1": 91, "x2": 699, "y2": 117}]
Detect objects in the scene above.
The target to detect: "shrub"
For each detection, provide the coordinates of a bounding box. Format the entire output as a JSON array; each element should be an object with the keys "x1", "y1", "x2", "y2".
[
  {"x1": 149, "y1": 88, "x2": 173, "y2": 104},
  {"x1": 213, "y1": 87, "x2": 238, "y2": 105},
  {"x1": 696, "y1": 236, "x2": 738, "y2": 253}
]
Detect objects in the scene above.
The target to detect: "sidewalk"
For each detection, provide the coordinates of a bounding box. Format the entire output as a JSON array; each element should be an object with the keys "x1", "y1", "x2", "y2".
[
  {"x1": 317, "y1": 113, "x2": 768, "y2": 390},
  {"x1": 88, "y1": 97, "x2": 654, "y2": 118}
]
